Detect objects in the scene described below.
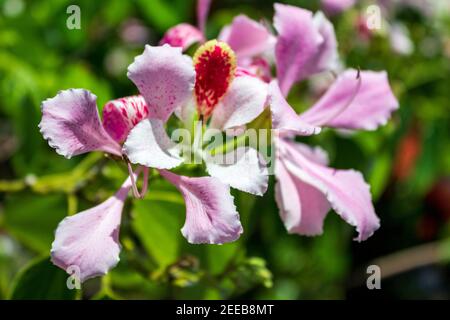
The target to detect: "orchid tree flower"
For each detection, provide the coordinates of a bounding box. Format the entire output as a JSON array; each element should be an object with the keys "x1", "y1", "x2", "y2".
[
  {"x1": 38, "y1": 42, "x2": 268, "y2": 281},
  {"x1": 123, "y1": 42, "x2": 269, "y2": 197},
  {"x1": 156, "y1": 1, "x2": 398, "y2": 241},
  {"x1": 40, "y1": 85, "x2": 244, "y2": 282},
  {"x1": 39, "y1": 5, "x2": 274, "y2": 280},
  {"x1": 267, "y1": 3, "x2": 399, "y2": 241}
]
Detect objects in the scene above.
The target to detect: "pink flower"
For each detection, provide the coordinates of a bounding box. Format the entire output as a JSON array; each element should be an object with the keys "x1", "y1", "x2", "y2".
[
  {"x1": 268, "y1": 3, "x2": 399, "y2": 241},
  {"x1": 39, "y1": 5, "x2": 271, "y2": 281},
  {"x1": 39, "y1": 83, "x2": 246, "y2": 281},
  {"x1": 38, "y1": 1, "x2": 399, "y2": 283}
]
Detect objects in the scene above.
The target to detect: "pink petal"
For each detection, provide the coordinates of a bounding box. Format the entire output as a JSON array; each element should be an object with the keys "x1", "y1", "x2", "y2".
[
  {"x1": 300, "y1": 70, "x2": 399, "y2": 130},
  {"x1": 274, "y1": 4, "x2": 323, "y2": 96},
  {"x1": 123, "y1": 118, "x2": 183, "y2": 169},
  {"x1": 127, "y1": 44, "x2": 195, "y2": 122},
  {"x1": 310, "y1": 11, "x2": 339, "y2": 74},
  {"x1": 39, "y1": 89, "x2": 122, "y2": 158},
  {"x1": 102, "y1": 95, "x2": 149, "y2": 143},
  {"x1": 268, "y1": 80, "x2": 321, "y2": 136},
  {"x1": 321, "y1": 0, "x2": 356, "y2": 16},
  {"x1": 159, "y1": 170, "x2": 243, "y2": 244},
  {"x1": 197, "y1": 0, "x2": 211, "y2": 33},
  {"x1": 51, "y1": 176, "x2": 133, "y2": 282},
  {"x1": 279, "y1": 139, "x2": 380, "y2": 241},
  {"x1": 159, "y1": 23, "x2": 205, "y2": 51},
  {"x1": 275, "y1": 156, "x2": 330, "y2": 235},
  {"x1": 204, "y1": 147, "x2": 268, "y2": 196},
  {"x1": 219, "y1": 15, "x2": 273, "y2": 59},
  {"x1": 287, "y1": 142, "x2": 330, "y2": 166},
  {"x1": 210, "y1": 75, "x2": 268, "y2": 130}
]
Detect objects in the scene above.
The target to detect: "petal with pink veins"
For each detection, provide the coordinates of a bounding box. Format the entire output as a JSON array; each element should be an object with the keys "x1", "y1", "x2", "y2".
[
  {"x1": 127, "y1": 44, "x2": 195, "y2": 122},
  {"x1": 219, "y1": 15, "x2": 274, "y2": 59},
  {"x1": 300, "y1": 70, "x2": 399, "y2": 130},
  {"x1": 39, "y1": 89, "x2": 122, "y2": 158},
  {"x1": 205, "y1": 147, "x2": 268, "y2": 196},
  {"x1": 310, "y1": 11, "x2": 339, "y2": 74},
  {"x1": 279, "y1": 139, "x2": 380, "y2": 241},
  {"x1": 210, "y1": 75, "x2": 268, "y2": 131},
  {"x1": 275, "y1": 157, "x2": 330, "y2": 235},
  {"x1": 282, "y1": 140, "x2": 330, "y2": 166},
  {"x1": 268, "y1": 81, "x2": 321, "y2": 136},
  {"x1": 123, "y1": 118, "x2": 183, "y2": 169},
  {"x1": 160, "y1": 23, "x2": 205, "y2": 51},
  {"x1": 274, "y1": 4, "x2": 323, "y2": 96},
  {"x1": 51, "y1": 175, "x2": 133, "y2": 282},
  {"x1": 159, "y1": 170, "x2": 243, "y2": 244}
]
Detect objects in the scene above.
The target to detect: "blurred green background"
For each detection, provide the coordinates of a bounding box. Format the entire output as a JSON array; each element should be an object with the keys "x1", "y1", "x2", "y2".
[{"x1": 0, "y1": 0, "x2": 449, "y2": 299}]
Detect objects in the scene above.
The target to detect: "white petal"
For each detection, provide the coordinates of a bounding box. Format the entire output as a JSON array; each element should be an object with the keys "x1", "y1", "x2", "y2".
[
  {"x1": 160, "y1": 170, "x2": 243, "y2": 244},
  {"x1": 123, "y1": 118, "x2": 183, "y2": 169},
  {"x1": 210, "y1": 76, "x2": 268, "y2": 131},
  {"x1": 205, "y1": 147, "x2": 268, "y2": 196}
]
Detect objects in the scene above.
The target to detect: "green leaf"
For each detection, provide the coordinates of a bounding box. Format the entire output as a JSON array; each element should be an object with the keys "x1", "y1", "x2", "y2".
[
  {"x1": 3, "y1": 193, "x2": 67, "y2": 253},
  {"x1": 132, "y1": 198, "x2": 184, "y2": 268},
  {"x1": 109, "y1": 262, "x2": 168, "y2": 299},
  {"x1": 9, "y1": 256, "x2": 78, "y2": 300},
  {"x1": 206, "y1": 243, "x2": 241, "y2": 275},
  {"x1": 367, "y1": 152, "x2": 392, "y2": 201},
  {"x1": 136, "y1": 0, "x2": 188, "y2": 32},
  {"x1": 408, "y1": 123, "x2": 445, "y2": 195}
]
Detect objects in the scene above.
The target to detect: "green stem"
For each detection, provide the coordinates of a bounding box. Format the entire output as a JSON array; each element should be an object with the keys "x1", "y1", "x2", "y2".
[
  {"x1": 208, "y1": 134, "x2": 248, "y2": 156},
  {"x1": 0, "y1": 152, "x2": 105, "y2": 194},
  {"x1": 67, "y1": 193, "x2": 78, "y2": 216},
  {"x1": 0, "y1": 179, "x2": 26, "y2": 192}
]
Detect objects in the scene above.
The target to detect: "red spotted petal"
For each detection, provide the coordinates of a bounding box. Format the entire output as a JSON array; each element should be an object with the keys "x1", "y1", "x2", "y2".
[
  {"x1": 102, "y1": 95, "x2": 149, "y2": 143},
  {"x1": 193, "y1": 40, "x2": 236, "y2": 119}
]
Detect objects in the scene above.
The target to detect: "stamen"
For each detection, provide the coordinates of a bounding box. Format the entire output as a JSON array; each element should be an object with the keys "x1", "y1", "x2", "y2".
[
  {"x1": 193, "y1": 40, "x2": 236, "y2": 120},
  {"x1": 140, "y1": 167, "x2": 149, "y2": 197},
  {"x1": 126, "y1": 159, "x2": 149, "y2": 199}
]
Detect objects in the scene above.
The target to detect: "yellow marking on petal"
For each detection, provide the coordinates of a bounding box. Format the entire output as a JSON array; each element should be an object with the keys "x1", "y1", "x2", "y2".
[{"x1": 193, "y1": 40, "x2": 237, "y2": 119}]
